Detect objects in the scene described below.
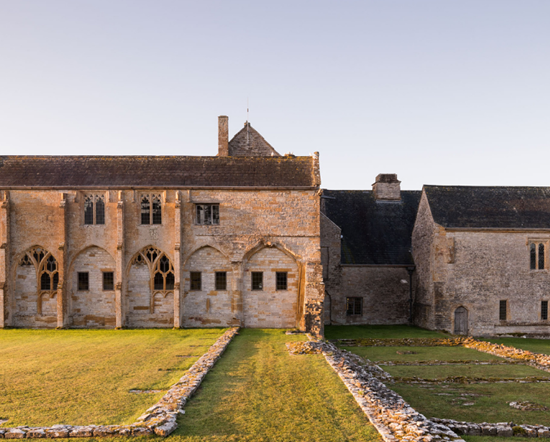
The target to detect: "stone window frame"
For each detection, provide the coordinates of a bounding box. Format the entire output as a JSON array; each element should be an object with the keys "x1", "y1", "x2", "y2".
[
  {"x1": 102, "y1": 271, "x2": 114, "y2": 291},
  {"x1": 499, "y1": 299, "x2": 508, "y2": 321},
  {"x1": 346, "y1": 297, "x2": 363, "y2": 316},
  {"x1": 542, "y1": 301, "x2": 549, "y2": 321},
  {"x1": 140, "y1": 193, "x2": 163, "y2": 225},
  {"x1": 190, "y1": 272, "x2": 202, "y2": 291},
  {"x1": 195, "y1": 203, "x2": 220, "y2": 225},
  {"x1": 529, "y1": 240, "x2": 548, "y2": 271},
  {"x1": 18, "y1": 247, "x2": 59, "y2": 316},
  {"x1": 78, "y1": 272, "x2": 89, "y2": 291},
  {"x1": 82, "y1": 192, "x2": 106, "y2": 226},
  {"x1": 131, "y1": 246, "x2": 175, "y2": 312},
  {"x1": 215, "y1": 271, "x2": 227, "y2": 291},
  {"x1": 251, "y1": 272, "x2": 263, "y2": 291},
  {"x1": 276, "y1": 272, "x2": 288, "y2": 291}
]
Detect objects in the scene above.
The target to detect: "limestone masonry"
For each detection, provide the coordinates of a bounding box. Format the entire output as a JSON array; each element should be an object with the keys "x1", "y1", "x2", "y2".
[{"x1": 2, "y1": 116, "x2": 550, "y2": 336}]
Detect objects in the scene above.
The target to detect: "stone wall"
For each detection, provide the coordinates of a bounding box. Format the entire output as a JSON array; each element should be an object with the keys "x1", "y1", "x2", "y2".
[{"x1": 0, "y1": 187, "x2": 322, "y2": 332}]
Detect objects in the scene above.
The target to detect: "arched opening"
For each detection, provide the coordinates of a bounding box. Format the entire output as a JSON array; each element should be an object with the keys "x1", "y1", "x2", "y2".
[
  {"x1": 183, "y1": 246, "x2": 232, "y2": 327},
  {"x1": 69, "y1": 246, "x2": 116, "y2": 328},
  {"x1": 243, "y1": 245, "x2": 299, "y2": 328},
  {"x1": 454, "y1": 306, "x2": 469, "y2": 335},
  {"x1": 127, "y1": 246, "x2": 174, "y2": 327},
  {"x1": 14, "y1": 246, "x2": 58, "y2": 327}
]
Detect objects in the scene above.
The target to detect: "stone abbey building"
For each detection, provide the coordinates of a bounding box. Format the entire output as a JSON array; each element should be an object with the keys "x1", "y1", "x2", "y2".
[{"x1": 2, "y1": 116, "x2": 550, "y2": 336}]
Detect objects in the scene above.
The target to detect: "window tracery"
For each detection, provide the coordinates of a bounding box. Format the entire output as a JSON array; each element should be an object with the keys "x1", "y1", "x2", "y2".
[
  {"x1": 131, "y1": 246, "x2": 174, "y2": 312},
  {"x1": 140, "y1": 194, "x2": 162, "y2": 225},
  {"x1": 84, "y1": 194, "x2": 105, "y2": 225},
  {"x1": 18, "y1": 247, "x2": 59, "y2": 315}
]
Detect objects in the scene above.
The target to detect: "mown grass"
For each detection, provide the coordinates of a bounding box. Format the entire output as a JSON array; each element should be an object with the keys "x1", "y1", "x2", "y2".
[
  {"x1": 0, "y1": 328, "x2": 225, "y2": 427},
  {"x1": 342, "y1": 346, "x2": 501, "y2": 362},
  {"x1": 482, "y1": 337, "x2": 550, "y2": 355},
  {"x1": 325, "y1": 324, "x2": 447, "y2": 340},
  {"x1": 385, "y1": 363, "x2": 548, "y2": 379},
  {"x1": 392, "y1": 382, "x2": 550, "y2": 426},
  {"x1": 173, "y1": 329, "x2": 381, "y2": 442}
]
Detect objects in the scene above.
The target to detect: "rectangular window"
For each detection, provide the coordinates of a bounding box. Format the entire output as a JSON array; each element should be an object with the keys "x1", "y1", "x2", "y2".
[
  {"x1": 215, "y1": 272, "x2": 227, "y2": 291},
  {"x1": 346, "y1": 297, "x2": 363, "y2": 316},
  {"x1": 499, "y1": 300, "x2": 507, "y2": 321},
  {"x1": 195, "y1": 204, "x2": 220, "y2": 225},
  {"x1": 530, "y1": 242, "x2": 546, "y2": 270},
  {"x1": 141, "y1": 193, "x2": 162, "y2": 225},
  {"x1": 276, "y1": 272, "x2": 288, "y2": 290},
  {"x1": 78, "y1": 272, "x2": 89, "y2": 291},
  {"x1": 190, "y1": 272, "x2": 201, "y2": 291},
  {"x1": 542, "y1": 301, "x2": 548, "y2": 321},
  {"x1": 84, "y1": 194, "x2": 105, "y2": 225},
  {"x1": 251, "y1": 272, "x2": 263, "y2": 290},
  {"x1": 103, "y1": 272, "x2": 114, "y2": 291}
]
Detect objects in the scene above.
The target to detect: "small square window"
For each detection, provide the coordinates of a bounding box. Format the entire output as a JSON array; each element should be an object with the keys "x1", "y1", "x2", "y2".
[
  {"x1": 542, "y1": 301, "x2": 548, "y2": 321},
  {"x1": 276, "y1": 272, "x2": 288, "y2": 290},
  {"x1": 78, "y1": 272, "x2": 89, "y2": 291},
  {"x1": 251, "y1": 272, "x2": 263, "y2": 290},
  {"x1": 215, "y1": 272, "x2": 227, "y2": 291},
  {"x1": 346, "y1": 297, "x2": 362, "y2": 316},
  {"x1": 103, "y1": 272, "x2": 114, "y2": 291},
  {"x1": 195, "y1": 204, "x2": 220, "y2": 225},
  {"x1": 190, "y1": 272, "x2": 202, "y2": 291},
  {"x1": 499, "y1": 300, "x2": 507, "y2": 321}
]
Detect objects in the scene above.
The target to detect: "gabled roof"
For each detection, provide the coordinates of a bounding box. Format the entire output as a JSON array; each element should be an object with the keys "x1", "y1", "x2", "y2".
[
  {"x1": 228, "y1": 122, "x2": 280, "y2": 157},
  {"x1": 322, "y1": 190, "x2": 421, "y2": 265},
  {"x1": 424, "y1": 186, "x2": 550, "y2": 229},
  {"x1": 0, "y1": 155, "x2": 317, "y2": 189}
]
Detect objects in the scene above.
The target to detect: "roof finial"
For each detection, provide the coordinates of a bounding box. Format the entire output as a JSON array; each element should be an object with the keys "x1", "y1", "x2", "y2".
[{"x1": 246, "y1": 97, "x2": 250, "y2": 144}]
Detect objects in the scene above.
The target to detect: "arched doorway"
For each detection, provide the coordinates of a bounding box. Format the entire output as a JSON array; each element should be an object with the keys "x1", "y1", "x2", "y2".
[{"x1": 454, "y1": 306, "x2": 468, "y2": 335}]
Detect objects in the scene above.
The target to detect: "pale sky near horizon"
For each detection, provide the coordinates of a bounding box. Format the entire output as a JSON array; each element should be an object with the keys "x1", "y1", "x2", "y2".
[{"x1": 1, "y1": 1, "x2": 549, "y2": 190}]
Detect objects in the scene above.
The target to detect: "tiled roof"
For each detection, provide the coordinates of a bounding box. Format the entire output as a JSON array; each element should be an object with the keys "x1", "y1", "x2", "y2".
[
  {"x1": 228, "y1": 123, "x2": 280, "y2": 157},
  {"x1": 0, "y1": 155, "x2": 316, "y2": 188},
  {"x1": 425, "y1": 186, "x2": 550, "y2": 229},
  {"x1": 322, "y1": 190, "x2": 421, "y2": 265}
]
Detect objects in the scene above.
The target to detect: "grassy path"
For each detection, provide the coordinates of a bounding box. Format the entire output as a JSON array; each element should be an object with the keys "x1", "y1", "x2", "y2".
[{"x1": 172, "y1": 329, "x2": 381, "y2": 442}]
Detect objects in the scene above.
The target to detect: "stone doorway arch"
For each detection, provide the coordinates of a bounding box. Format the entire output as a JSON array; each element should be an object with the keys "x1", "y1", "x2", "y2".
[{"x1": 454, "y1": 306, "x2": 468, "y2": 335}]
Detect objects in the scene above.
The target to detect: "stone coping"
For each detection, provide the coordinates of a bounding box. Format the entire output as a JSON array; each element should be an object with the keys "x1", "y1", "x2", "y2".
[
  {"x1": 287, "y1": 341, "x2": 464, "y2": 442},
  {"x1": 0, "y1": 327, "x2": 240, "y2": 439},
  {"x1": 431, "y1": 418, "x2": 550, "y2": 438}
]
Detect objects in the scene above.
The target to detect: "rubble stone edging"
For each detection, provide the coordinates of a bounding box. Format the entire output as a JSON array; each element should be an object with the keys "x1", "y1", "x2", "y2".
[
  {"x1": 0, "y1": 327, "x2": 240, "y2": 439},
  {"x1": 431, "y1": 418, "x2": 550, "y2": 438},
  {"x1": 287, "y1": 340, "x2": 464, "y2": 442}
]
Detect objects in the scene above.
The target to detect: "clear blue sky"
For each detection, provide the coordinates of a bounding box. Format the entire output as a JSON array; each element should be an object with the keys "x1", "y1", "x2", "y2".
[{"x1": 1, "y1": 1, "x2": 549, "y2": 190}]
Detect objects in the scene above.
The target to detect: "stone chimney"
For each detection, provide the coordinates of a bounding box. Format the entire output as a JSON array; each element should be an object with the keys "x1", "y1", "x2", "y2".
[
  {"x1": 218, "y1": 115, "x2": 229, "y2": 156},
  {"x1": 372, "y1": 174, "x2": 401, "y2": 201}
]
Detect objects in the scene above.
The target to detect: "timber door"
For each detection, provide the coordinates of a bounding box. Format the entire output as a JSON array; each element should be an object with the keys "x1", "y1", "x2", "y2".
[{"x1": 454, "y1": 307, "x2": 468, "y2": 335}]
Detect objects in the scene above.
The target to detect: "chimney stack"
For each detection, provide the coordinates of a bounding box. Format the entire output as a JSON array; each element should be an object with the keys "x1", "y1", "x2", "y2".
[
  {"x1": 218, "y1": 115, "x2": 229, "y2": 156},
  {"x1": 372, "y1": 174, "x2": 401, "y2": 201}
]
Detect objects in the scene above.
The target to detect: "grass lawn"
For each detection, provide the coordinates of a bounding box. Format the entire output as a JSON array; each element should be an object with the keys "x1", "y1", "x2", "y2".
[
  {"x1": 0, "y1": 328, "x2": 225, "y2": 427},
  {"x1": 385, "y1": 363, "x2": 548, "y2": 379},
  {"x1": 173, "y1": 329, "x2": 381, "y2": 442},
  {"x1": 341, "y1": 346, "x2": 502, "y2": 362},
  {"x1": 392, "y1": 382, "x2": 550, "y2": 426},
  {"x1": 482, "y1": 337, "x2": 550, "y2": 355},
  {"x1": 325, "y1": 324, "x2": 447, "y2": 340}
]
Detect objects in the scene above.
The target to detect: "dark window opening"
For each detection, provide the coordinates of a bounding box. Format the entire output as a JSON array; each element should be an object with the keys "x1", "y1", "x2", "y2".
[
  {"x1": 84, "y1": 195, "x2": 94, "y2": 225},
  {"x1": 530, "y1": 242, "x2": 546, "y2": 270},
  {"x1": 40, "y1": 272, "x2": 51, "y2": 291},
  {"x1": 499, "y1": 300, "x2": 507, "y2": 321},
  {"x1": 251, "y1": 272, "x2": 263, "y2": 290},
  {"x1": 52, "y1": 272, "x2": 59, "y2": 290},
  {"x1": 165, "y1": 272, "x2": 175, "y2": 290},
  {"x1": 84, "y1": 194, "x2": 105, "y2": 225},
  {"x1": 542, "y1": 301, "x2": 548, "y2": 321},
  {"x1": 141, "y1": 195, "x2": 150, "y2": 225},
  {"x1": 346, "y1": 297, "x2": 363, "y2": 316},
  {"x1": 276, "y1": 272, "x2": 288, "y2": 290},
  {"x1": 190, "y1": 272, "x2": 201, "y2": 291},
  {"x1": 103, "y1": 272, "x2": 114, "y2": 291},
  {"x1": 154, "y1": 272, "x2": 164, "y2": 290},
  {"x1": 196, "y1": 204, "x2": 220, "y2": 225},
  {"x1": 152, "y1": 195, "x2": 162, "y2": 225},
  {"x1": 216, "y1": 272, "x2": 227, "y2": 290},
  {"x1": 96, "y1": 196, "x2": 105, "y2": 225},
  {"x1": 78, "y1": 272, "x2": 89, "y2": 291}
]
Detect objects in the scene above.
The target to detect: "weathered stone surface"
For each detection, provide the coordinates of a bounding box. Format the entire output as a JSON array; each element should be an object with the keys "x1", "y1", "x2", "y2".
[{"x1": 4, "y1": 429, "x2": 26, "y2": 439}]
